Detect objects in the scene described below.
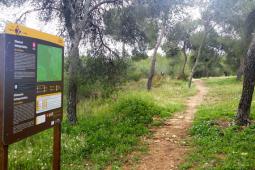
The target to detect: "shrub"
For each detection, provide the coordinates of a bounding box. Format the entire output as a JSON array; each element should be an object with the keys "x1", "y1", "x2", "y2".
[{"x1": 113, "y1": 95, "x2": 162, "y2": 125}]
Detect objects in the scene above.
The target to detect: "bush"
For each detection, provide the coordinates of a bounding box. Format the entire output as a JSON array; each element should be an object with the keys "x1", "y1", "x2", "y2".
[{"x1": 113, "y1": 95, "x2": 162, "y2": 125}]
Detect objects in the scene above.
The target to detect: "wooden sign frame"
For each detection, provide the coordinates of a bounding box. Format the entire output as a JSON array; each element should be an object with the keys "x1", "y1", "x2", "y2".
[{"x1": 0, "y1": 23, "x2": 64, "y2": 170}]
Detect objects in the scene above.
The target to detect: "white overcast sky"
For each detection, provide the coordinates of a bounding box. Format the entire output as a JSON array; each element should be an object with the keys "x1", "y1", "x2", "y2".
[
  {"x1": 0, "y1": 2, "x2": 58, "y2": 34},
  {"x1": 0, "y1": 4, "x2": 201, "y2": 55}
]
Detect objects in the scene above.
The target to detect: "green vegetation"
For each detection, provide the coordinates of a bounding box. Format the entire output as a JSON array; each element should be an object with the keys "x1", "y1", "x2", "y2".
[
  {"x1": 76, "y1": 56, "x2": 128, "y2": 98},
  {"x1": 181, "y1": 77, "x2": 255, "y2": 170},
  {"x1": 9, "y1": 78, "x2": 195, "y2": 170},
  {"x1": 127, "y1": 55, "x2": 186, "y2": 82},
  {"x1": 78, "y1": 55, "x2": 183, "y2": 98}
]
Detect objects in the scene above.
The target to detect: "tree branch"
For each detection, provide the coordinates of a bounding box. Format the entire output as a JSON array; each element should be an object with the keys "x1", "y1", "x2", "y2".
[
  {"x1": 92, "y1": 22, "x2": 120, "y2": 58},
  {"x1": 89, "y1": 0, "x2": 120, "y2": 14},
  {"x1": 15, "y1": 7, "x2": 61, "y2": 23}
]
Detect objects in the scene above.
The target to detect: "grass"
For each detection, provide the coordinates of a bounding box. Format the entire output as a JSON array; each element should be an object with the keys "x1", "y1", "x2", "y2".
[
  {"x1": 8, "y1": 77, "x2": 196, "y2": 170},
  {"x1": 181, "y1": 76, "x2": 255, "y2": 170}
]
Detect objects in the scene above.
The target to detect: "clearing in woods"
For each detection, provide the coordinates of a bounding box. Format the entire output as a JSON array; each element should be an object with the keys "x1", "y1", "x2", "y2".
[{"x1": 124, "y1": 79, "x2": 208, "y2": 170}]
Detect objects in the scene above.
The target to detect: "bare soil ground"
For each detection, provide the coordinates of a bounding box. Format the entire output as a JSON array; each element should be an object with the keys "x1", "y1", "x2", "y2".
[{"x1": 123, "y1": 79, "x2": 208, "y2": 170}]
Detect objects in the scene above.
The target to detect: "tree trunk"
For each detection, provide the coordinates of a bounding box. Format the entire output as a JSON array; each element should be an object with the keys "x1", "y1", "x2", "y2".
[
  {"x1": 236, "y1": 57, "x2": 245, "y2": 81},
  {"x1": 236, "y1": 36, "x2": 255, "y2": 126},
  {"x1": 205, "y1": 64, "x2": 209, "y2": 78},
  {"x1": 67, "y1": 39, "x2": 80, "y2": 125},
  {"x1": 147, "y1": 24, "x2": 166, "y2": 91},
  {"x1": 188, "y1": 31, "x2": 207, "y2": 88},
  {"x1": 122, "y1": 42, "x2": 126, "y2": 58},
  {"x1": 178, "y1": 46, "x2": 188, "y2": 80}
]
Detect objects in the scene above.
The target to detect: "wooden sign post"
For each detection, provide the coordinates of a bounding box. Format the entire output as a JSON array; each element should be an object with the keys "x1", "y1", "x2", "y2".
[
  {"x1": 53, "y1": 124, "x2": 61, "y2": 170},
  {"x1": 0, "y1": 144, "x2": 8, "y2": 170},
  {"x1": 0, "y1": 23, "x2": 64, "y2": 170}
]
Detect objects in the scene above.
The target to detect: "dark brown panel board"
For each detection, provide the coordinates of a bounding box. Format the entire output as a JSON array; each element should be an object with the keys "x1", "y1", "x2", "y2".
[{"x1": 0, "y1": 33, "x2": 64, "y2": 145}]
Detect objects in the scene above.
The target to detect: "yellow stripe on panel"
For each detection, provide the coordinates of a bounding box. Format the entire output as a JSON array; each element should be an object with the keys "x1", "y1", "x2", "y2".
[{"x1": 4, "y1": 23, "x2": 64, "y2": 46}]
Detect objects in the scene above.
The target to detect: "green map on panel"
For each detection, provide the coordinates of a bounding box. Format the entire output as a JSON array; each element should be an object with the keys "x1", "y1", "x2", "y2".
[{"x1": 37, "y1": 44, "x2": 62, "y2": 82}]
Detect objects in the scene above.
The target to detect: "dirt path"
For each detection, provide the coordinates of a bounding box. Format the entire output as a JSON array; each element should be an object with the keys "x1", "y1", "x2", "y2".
[{"x1": 123, "y1": 79, "x2": 208, "y2": 170}]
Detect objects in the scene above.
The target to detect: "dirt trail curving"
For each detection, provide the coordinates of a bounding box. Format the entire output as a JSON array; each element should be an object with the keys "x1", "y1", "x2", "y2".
[{"x1": 123, "y1": 79, "x2": 208, "y2": 170}]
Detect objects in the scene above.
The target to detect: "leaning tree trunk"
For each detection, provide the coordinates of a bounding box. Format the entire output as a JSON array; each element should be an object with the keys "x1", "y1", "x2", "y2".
[
  {"x1": 147, "y1": 24, "x2": 166, "y2": 91},
  {"x1": 178, "y1": 46, "x2": 188, "y2": 80},
  {"x1": 188, "y1": 31, "x2": 208, "y2": 88},
  {"x1": 236, "y1": 36, "x2": 255, "y2": 125},
  {"x1": 67, "y1": 39, "x2": 80, "y2": 125},
  {"x1": 236, "y1": 57, "x2": 245, "y2": 81}
]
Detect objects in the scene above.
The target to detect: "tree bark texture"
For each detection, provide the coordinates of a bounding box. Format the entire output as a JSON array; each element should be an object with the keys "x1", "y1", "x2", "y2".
[
  {"x1": 122, "y1": 42, "x2": 126, "y2": 58},
  {"x1": 62, "y1": 0, "x2": 85, "y2": 124},
  {"x1": 147, "y1": 24, "x2": 166, "y2": 90},
  {"x1": 236, "y1": 36, "x2": 255, "y2": 125},
  {"x1": 236, "y1": 57, "x2": 245, "y2": 81},
  {"x1": 67, "y1": 39, "x2": 80, "y2": 124},
  {"x1": 178, "y1": 44, "x2": 188, "y2": 80},
  {"x1": 188, "y1": 31, "x2": 207, "y2": 88}
]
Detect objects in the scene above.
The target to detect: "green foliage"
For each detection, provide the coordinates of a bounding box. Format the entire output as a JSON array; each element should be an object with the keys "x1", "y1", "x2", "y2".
[
  {"x1": 78, "y1": 56, "x2": 128, "y2": 98},
  {"x1": 188, "y1": 29, "x2": 229, "y2": 78},
  {"x1": 113, "y1": 95, "x2": 163, "y2": 124},
  {"x1": 145, "y1": 0, "x2": 187, "y2": 18},
  {"x1": 218, "y1": 37, "x2": 243, "y2": 75},
  {"x1": 127, "y1": 69, "x2": 144, "y2": 82},
  {"x1": 155, "y1": 55, "x2": 174, "y2": 75},
  {"x1": 181, "y1": 77, "x2": 255, "y2": 170},
  {"x1": 127, "y1": 55, "x2": 182, "y2": 81},
  {"x1": 127, "y1": 59, "x2": 150, "y2": 82},
  {"x1": 163, "y1": 18, "x2": 196, "y2": 56},
  {"x1": 131, "y1": 48, "x2": 149, "y2": 61},
  {"x1": 145, "y1": 21, "x2": 159, "y2": 49},
  {"x1": 103, "y1": 3, "x2": 159, "y2": 52},
  {"x1": 131, "y1": 49, "x2": 185, "y2": 79},
  {"x1": 162, "y1": 42, "x2": 180, "y2": 57},
  {"x1": 104, "y1": 6, "x2": 147, "y2": 45}
]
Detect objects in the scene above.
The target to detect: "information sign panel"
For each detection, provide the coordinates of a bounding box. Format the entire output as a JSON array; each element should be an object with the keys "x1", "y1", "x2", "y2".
[{"x1": 0, "y1": 23, "x2": 64, "y2": 145}]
